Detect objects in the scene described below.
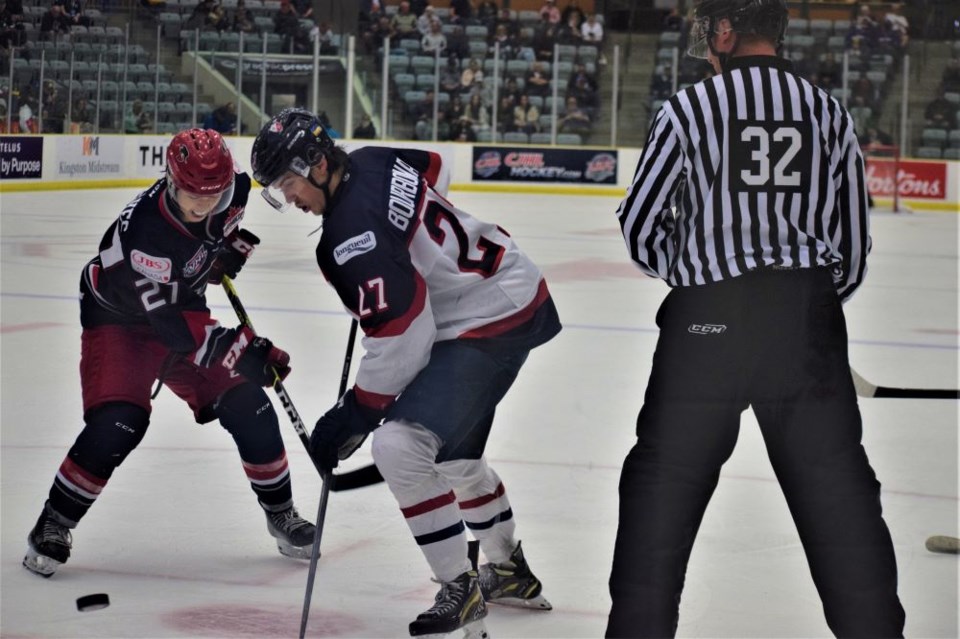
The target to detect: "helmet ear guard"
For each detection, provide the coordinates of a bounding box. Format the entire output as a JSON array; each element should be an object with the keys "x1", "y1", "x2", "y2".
[{"x1": 687, "y1": 0, "x2": 788, "y2": 61}]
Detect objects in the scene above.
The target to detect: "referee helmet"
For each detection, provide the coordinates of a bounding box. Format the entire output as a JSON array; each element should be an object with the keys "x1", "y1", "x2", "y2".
[{"x1": 688, "y1": 0, "x2": 789, "y2": 59}]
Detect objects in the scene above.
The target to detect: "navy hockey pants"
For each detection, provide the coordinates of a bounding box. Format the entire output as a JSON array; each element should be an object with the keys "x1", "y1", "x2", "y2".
[{"x1": 606, "y1": 268, "x2": 905, "y2": 638}]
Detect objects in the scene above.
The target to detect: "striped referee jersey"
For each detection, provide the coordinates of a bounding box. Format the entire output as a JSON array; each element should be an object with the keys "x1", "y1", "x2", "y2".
[{"x1": 617, "y1": 55, "x2": 871, "y2": 302}]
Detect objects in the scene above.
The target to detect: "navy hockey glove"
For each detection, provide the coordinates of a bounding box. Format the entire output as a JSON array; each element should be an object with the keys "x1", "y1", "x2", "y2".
[
  {"x1": 208, "y1": 229, "x2": 260, "y2": 283},
  {"x1": 221, "y1": 326, "x2": 291, "y2": 386},
  {"x1": 309, "y1": 389, "x2": 376, "y2": 473}
]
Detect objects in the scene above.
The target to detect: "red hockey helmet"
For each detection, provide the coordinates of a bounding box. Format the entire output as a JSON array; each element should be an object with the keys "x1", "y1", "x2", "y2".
[{"x1": 166, "y1": 129, "x2": 236, "y2": 215}]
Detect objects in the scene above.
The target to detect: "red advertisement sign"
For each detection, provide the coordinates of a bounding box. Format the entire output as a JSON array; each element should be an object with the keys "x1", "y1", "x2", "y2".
[{"x1": 866, "y1": 159, "x2": 947, "y2": 200}]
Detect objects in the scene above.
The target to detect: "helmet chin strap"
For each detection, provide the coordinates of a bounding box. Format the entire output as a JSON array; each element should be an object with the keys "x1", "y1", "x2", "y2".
[{"x1": 305, "y1": 152, "x2": 341, "y2": 213}]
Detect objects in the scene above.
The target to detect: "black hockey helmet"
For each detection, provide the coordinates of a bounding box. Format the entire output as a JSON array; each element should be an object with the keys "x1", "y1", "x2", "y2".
[
  {"x1": 251, "y1": 107, "x2": 335, "y2": 187},
  {"x1": 251, "y1": 107, "x2": 339, "y2": 212},
  {"x1": 687, "y1": 0, "x2": 788, "y2": 59}
]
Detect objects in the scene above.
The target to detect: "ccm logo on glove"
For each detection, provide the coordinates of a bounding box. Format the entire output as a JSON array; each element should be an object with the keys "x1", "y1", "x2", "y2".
[{"x1": 221, "y1": 326, "x2": 291, "y2": 386}]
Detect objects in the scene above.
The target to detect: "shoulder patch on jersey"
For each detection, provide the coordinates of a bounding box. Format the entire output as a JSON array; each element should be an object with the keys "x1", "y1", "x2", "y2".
[
  {"x1": 334, "y1": 231, "x2": 377, "y2": 265},
  {"x1": 130, "y1": 249, "x2": 172, "y2": 283},
  {"x1": 223, "y1": 205, "x2": 245, "y2": 236},
  {"x1": 183, "y1": 245, "x2": 208, "y2": 277}
]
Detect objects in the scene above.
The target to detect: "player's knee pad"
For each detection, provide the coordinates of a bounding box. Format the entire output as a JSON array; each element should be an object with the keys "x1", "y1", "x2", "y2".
[
  {"x1": 214, "y1": 383, "x2": 284, "y2": 460},
  {"x1": 70, "y1": 402, "x2": 150, "y2": 477},
  {"x1": 371, "y1": 420, "x2": 443, "y2": 493}
]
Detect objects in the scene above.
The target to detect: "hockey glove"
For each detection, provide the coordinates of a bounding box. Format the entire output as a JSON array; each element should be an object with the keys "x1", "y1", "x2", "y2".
[
  {"x1": 309, "y1": 389, "x2": 377, "y2": 473},
  {"x1": 208, "y1": 229, "x2": 260, "y2": 283},
  {"x1": 221, "y1": 326, "x2": 291, "y2": 387}
]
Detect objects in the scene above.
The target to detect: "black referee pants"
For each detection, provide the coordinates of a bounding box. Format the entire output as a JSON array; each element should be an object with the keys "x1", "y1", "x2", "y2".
[{"x1": 606, "y1": 268, "x2": 905, "y2": 638}]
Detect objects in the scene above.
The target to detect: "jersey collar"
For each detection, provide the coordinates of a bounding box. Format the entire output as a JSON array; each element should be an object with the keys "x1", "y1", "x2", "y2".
[{"x1": 723, "y1": 55, "x2": 794, "y2": 73}]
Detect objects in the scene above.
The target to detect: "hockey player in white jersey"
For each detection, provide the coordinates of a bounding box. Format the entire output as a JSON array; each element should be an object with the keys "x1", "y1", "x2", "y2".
[{"x1": 251, "y1": 108, "x2": 562, "y2": 637}]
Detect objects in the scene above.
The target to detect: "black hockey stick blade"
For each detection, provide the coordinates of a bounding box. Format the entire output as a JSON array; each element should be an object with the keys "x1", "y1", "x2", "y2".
[
  {"x1": 330, "y1": 463, "x2": 384, "y2": 491},
  {"x1": 925, "y1": 535, "x2": 960, "y2": 554},
  {"x1": 851, "y1": 368, "x2": 960, "y2": 400}
]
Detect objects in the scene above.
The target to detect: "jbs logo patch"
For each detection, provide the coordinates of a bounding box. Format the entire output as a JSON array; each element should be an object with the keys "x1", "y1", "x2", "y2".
[
  {"x1": 130, "y1": 250, "x2": 172, "y2": 283},
  {"x1": 183, "y1": 246, "x2": 208, "y2": 277},
  {"x1": 334, "y1": 231, "x2": 376, "y2": 265},
  {"x1": 688, "y1": 323, "x2": 726, "y2": 335}
]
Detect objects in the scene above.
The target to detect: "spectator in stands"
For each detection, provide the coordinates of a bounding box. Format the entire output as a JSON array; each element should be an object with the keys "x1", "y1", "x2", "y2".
[
  {"x1": 562, "y1": 1, "x2": 584, "y2": 25},
  {"x1": 502, "y1": 75, "x2": 521, "y2": 103},
  {"x1": 883, "y1": 3, "x2": 908, "y2": 49},
  {"x1": 72, "y1": 96, "x2": 94, "y2": 133},
  {"x1": 925, "y1": 88, "x2": 955, "y2": 129},
  {"x1": 495, "y1": 7, "x2": 519, "y2": 38},
  {"x1": 275, "y1": 0, "x2": 305, "y2": 53},
  {"x1": 359, "y1": 0, "x2": 382, "y2": 33},
  {"x1": 858, "y1": 121, "x2": 893, "y2": 151},
  {"x1": 446, "y1": 93, "x2": 466, "y2": 124},
  {"x1": 207, "y1": 1, "x2": 229, "y2": 31},
  {"x1": 533, "y1": 19, "x2": 558, "y2": 61},
  {"x1": 232, "y1": 0, "x2": 255, "y2": 32},
  {"x1": 557, "y1": 95, "x2": 591, "y2": 135},
  {"x1": 449, "y1": 0, "x2": 472, "y2": 24},
  {"x1": 17, "y1": 93, "x2": 38, "y2": 133},
  {"x1": 417, "y1": 4, "x2": 436, "y2": 36},
  {"x1": 558, "y1": 11, "x2": 583, "y2": 45},
  {"x1": 460, "y1": 57, "x2": 484, "y2": 94},
  {"x1": 363, "y1": 15, "x2": 393, "y2": 54},
  {"x1": 54, "y1": 0, "x2": 91, "y2": 27},
  {"x1": 851, "y1": 76, "x2": 877, "y2": 109},
  {"x1": 446, "y1": 23, "x2": 469, "y2": 59},
  {"x1": 203, "y1": 101, "x2": 237, "y2": 134},
  {"x1": 539, "y1": 0, "x2": 560, "y2": 25},
  {"x1": 943, "y1": 59, "x2": 960, "y2": 93},
  {"x1": 496, "y1": 92, "x2": 515, "y2": 132},
  {"x1": 847, "y1": 4, "x2": 877, "y2": 53},
  {"x1": 291, "y1": 0, "x2": 311, "y2": 20},
  {"x1": 410, "y1": 88, "x2": 436, "y2": 121},
  {"x1": 817, "y1": 52, "x2": 841, "y2": 90},
  {"x1": 650, "y1": 64, "x2": 673, "y2": 100},
  {"x1": 313, "y1": 20, "x2": 337, "y2": 54},
  {"x1": 476, "y1": 0, "x2": 498, "y2": 29},
  {"x1": 662, "y1": 7, "x2": 684, "y2": 32},
  {"x1": 125, "y1": 99, "x2": 153, "y2": 134},
  {"x1": 353, "y1": 114, "x2": 377, "y2": 139},
  {"x1": 463, "y1": 91, "x2": 489, "y2": 130},
  {"x1": 40, "y1": 80, "x2": 66, "y2": 133},
  {"x1": 512, "y1": 93, "x2": 540, "y2": 134},
  {"x1": 421, "y1": 18, "x2": 446, "y2": 54},
  {"x1": 567, "y1": 72, "x2": 598, "y2": 113},
  {"x1": 39, "y1": 4, "x2": 70, "y2": 40},
  {"x1": 490, "y1": 23, "x2": 518, "y2": 59},
  {"x1": 390, "y1": 1, "x2": 418, "y2": 41},
  {"x1": 0, "y1": 0, "x2": 26, "y2": 50},
  {"x1": 525, "y1": 61, "x2": 550, "y2": 97},
  {"x1": 439, "y1": 56, "x2": 461, "y2": 94},
  {"x1": 581, "y1": 13, "x2": 605, "y2": 64}
]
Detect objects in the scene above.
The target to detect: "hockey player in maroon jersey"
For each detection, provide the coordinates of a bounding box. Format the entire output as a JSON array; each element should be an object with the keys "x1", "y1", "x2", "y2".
[
  {"x1": 252, "y1": 108, "x2": 562, "y2": 638},
  {"x1": 23, "y1": 129, "x2": 317, "y2": 578}
]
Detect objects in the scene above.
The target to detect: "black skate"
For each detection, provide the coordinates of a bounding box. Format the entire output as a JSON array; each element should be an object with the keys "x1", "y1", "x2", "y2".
[
  {"x1": 23, "y1": 503, "x2": 73, "y2": 578},
  {"x1": 478, "y1": 541, "x2": 552, "y2": 610},
  {"x1": 265, "y1": 507, "x2": 316, "y2": 559},
  {"x1": 409, "y1": 570, "x2": 489, "y2": 638}
]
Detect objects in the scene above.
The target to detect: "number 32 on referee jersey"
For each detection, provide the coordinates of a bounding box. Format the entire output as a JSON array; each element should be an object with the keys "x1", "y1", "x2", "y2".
[{"x1": 730, "y1": 122, "x2": 811, "y2": 192}]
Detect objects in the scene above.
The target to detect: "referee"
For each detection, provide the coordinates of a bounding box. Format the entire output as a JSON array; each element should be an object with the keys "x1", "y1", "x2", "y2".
[{"x1": 606, "y1": 0, "x2": 905, "y2": 636}]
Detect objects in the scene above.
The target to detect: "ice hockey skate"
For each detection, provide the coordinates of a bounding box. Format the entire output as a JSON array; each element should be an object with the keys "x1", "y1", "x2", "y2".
[
  {"x1": 409, "y1": 569, "x2": 490, "y2": 638},
  {"x1": 478, "y1": 541, "x2": 552, "y2": 610},
  {"x1": 265, "y1": 507, "x2": 316, "y2": 559},
  {"x1": 23, "y1": 502, "x2": 73, "y2": 578}
]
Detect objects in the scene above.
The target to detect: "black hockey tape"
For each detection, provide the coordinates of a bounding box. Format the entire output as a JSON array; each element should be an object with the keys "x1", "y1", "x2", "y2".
[{"x1": 76, "y1": 593, "x2": 110, "y2": 612}]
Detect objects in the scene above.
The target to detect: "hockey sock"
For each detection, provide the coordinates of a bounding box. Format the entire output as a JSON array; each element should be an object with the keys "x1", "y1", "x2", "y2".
[
  {"x1": 215, "y1": 384, "x2": 293, "y2": 511},
  {"x1": 49, "y1": 402, "x2": 150, "y2": 525}
]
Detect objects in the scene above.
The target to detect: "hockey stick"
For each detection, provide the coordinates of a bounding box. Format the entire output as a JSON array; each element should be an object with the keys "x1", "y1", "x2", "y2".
[
  {"x1": 221, "y1": 277, "x2": 376, "y2": 490},
  {"x1": 850, "y1": 368, "x2": 960, "y2": 400},
  {"x1": 221, "y1": 277, "x2": 323, "y2": 474},
  {"x1": 300, "y1": 317, "x2": 359, "y2": 639}
]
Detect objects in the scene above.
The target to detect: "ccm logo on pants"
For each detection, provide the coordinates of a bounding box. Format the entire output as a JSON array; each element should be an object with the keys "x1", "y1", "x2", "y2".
[{"x1": 688, "y1": 324, "x2": 727, "y2": 335}]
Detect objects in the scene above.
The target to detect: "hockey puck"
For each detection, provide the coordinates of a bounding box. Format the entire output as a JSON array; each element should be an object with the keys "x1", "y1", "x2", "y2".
[{"x1": 76, "y1": 593, "x2": 110, "y2": 612}]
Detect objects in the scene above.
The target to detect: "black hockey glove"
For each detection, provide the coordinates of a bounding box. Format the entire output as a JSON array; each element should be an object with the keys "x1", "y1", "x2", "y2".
[
  {"x1": 220, "y1": 326, "x2": 291, "y2": 387},
  {"x1": 309, "y1": 389, "x2": 377, "y2": 473},
  {"x1": 208, "y1": 228, "x2": 260, "y2": 284}
]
